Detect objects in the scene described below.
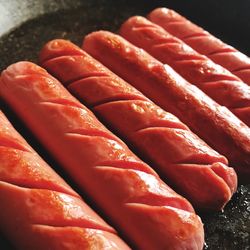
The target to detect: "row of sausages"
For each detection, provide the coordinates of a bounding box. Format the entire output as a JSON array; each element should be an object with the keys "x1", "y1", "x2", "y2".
[{"x1": 0, "y1": 7, "x2": 250, "y2": 250}]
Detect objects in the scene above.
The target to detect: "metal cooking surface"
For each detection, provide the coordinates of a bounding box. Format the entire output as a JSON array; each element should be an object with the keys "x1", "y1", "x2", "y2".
[{"x1": 0, "y1": 0, "x2": 249, "y2": 249}]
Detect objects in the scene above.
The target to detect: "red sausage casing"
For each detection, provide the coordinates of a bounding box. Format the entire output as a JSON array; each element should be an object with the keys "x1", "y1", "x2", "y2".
[
  {"x1": 0, "y1": 62, "x2": 204, "y2": 250},
  {"x1": 82, "y1": 31, "x2": 250, "y2": 182},
  {"x1": 40, "y1": 39, "x2": 237, "y2": 211},
  {"x1": 0, "y1": 110, "x2": 129, "y2": 250},
  {"x1": 148, "y1": 8, "x2": 250, "y2": 86},
  {"x1": 120, "y1": 16, "x2": 250, "y2": 127}
]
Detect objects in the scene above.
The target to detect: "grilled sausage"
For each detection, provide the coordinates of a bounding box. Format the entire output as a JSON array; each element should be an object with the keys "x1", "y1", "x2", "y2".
[
  {"x1": 148, "y1": 8, "x2": 250, "y2": 85},
  {"x1": 0, "y1": 62, "x2": 204, "y2": 250},
  {"x1": 82, "y1": 31, "x2": 250, "y2": 182},
  {"x1": 0, "y1": 110, "x2": 129, "y2": 250},
  {"x1": 40, "y1": 39, "x2": 237, "y2": 211},
  {"x1": 120, "y1": 16, "x2": 250, "y2": 127}
]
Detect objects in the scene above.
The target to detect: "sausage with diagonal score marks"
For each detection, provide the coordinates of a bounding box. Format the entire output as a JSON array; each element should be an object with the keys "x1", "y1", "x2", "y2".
[
  {"x1": 148, "y1": 8, "x2": 250, "y2": 86},
  {"x1": 120, "y1": 16, "x2": 250, "y2": 127},
  {"x1": 0, "y1": 62, "x2": 204, "y2": 250},
  {"x1": 82, "y1": 31, "x2": 250, "y2": 182},
  {"x1": 40, "y1": 39, "x2": 237, "y2": 211},
  {"x1": 0, "y1": 110, "x2": 129, "y2": 250}
]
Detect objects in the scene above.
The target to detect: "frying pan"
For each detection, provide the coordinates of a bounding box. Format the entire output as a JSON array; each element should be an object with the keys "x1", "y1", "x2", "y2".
[{"x1": 0, "y1": 0, "x2": 249, "y2": 249}]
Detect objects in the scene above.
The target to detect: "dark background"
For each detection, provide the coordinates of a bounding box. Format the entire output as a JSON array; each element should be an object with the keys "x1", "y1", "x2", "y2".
[
  {"x1": 0, "y1": 0, "x2": 250, "y2": 70},
  {"x1": 0, "y1": 0, "x2": 250, "y2": 249}
]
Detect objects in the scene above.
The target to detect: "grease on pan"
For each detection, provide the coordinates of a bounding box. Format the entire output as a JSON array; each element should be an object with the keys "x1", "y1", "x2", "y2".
[{"x1": 0, "y1": 0, "x2": 250, "y2": 249}]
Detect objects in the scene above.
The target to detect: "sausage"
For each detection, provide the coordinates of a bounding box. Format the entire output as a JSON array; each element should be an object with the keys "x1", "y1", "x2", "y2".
[
  {"x1": 0, "y1": 62, "x2": 204, "y2": 250},
  {"x1": 0, "y1": 110, "x2": 129, "y2": 250},
  {"x1": 82, "y1": 31, "x2": 250, "y2": 182},
  {"x1": 40, "y1": 39, "x2": 237, "y2": 211},
  {"x1": 148, "y1": 8, "x2": 250, "y2": 85},
  {"x1": 120, "y1": 16, "x2": 250, "y2": 127}
]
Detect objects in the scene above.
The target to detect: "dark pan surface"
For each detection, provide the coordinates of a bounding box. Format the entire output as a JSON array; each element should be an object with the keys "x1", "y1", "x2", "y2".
[{"x1": 0, "y1": 0, "x2": 250, "y2": 249}]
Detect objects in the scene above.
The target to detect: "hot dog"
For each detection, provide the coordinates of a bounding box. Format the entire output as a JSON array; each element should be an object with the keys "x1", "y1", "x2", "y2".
[
  {"x1": 0, "y1": 110, "x2": 129, "y2": 250},
  {"x1": 82, "y1": 31, "x2": 250, "y2": 182},
  {"x1": 40, "y1": 39, "x2": 237, "y2": 211},
  {"x1": 120, "y1": 16, "x2": 250, "y2": 127},
  {"x1": 148, "y1": 8, "x2": 250, "y2": 85},
  {"x1": 0, "y1": 62, "x2": 204, "y2": 250}
]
